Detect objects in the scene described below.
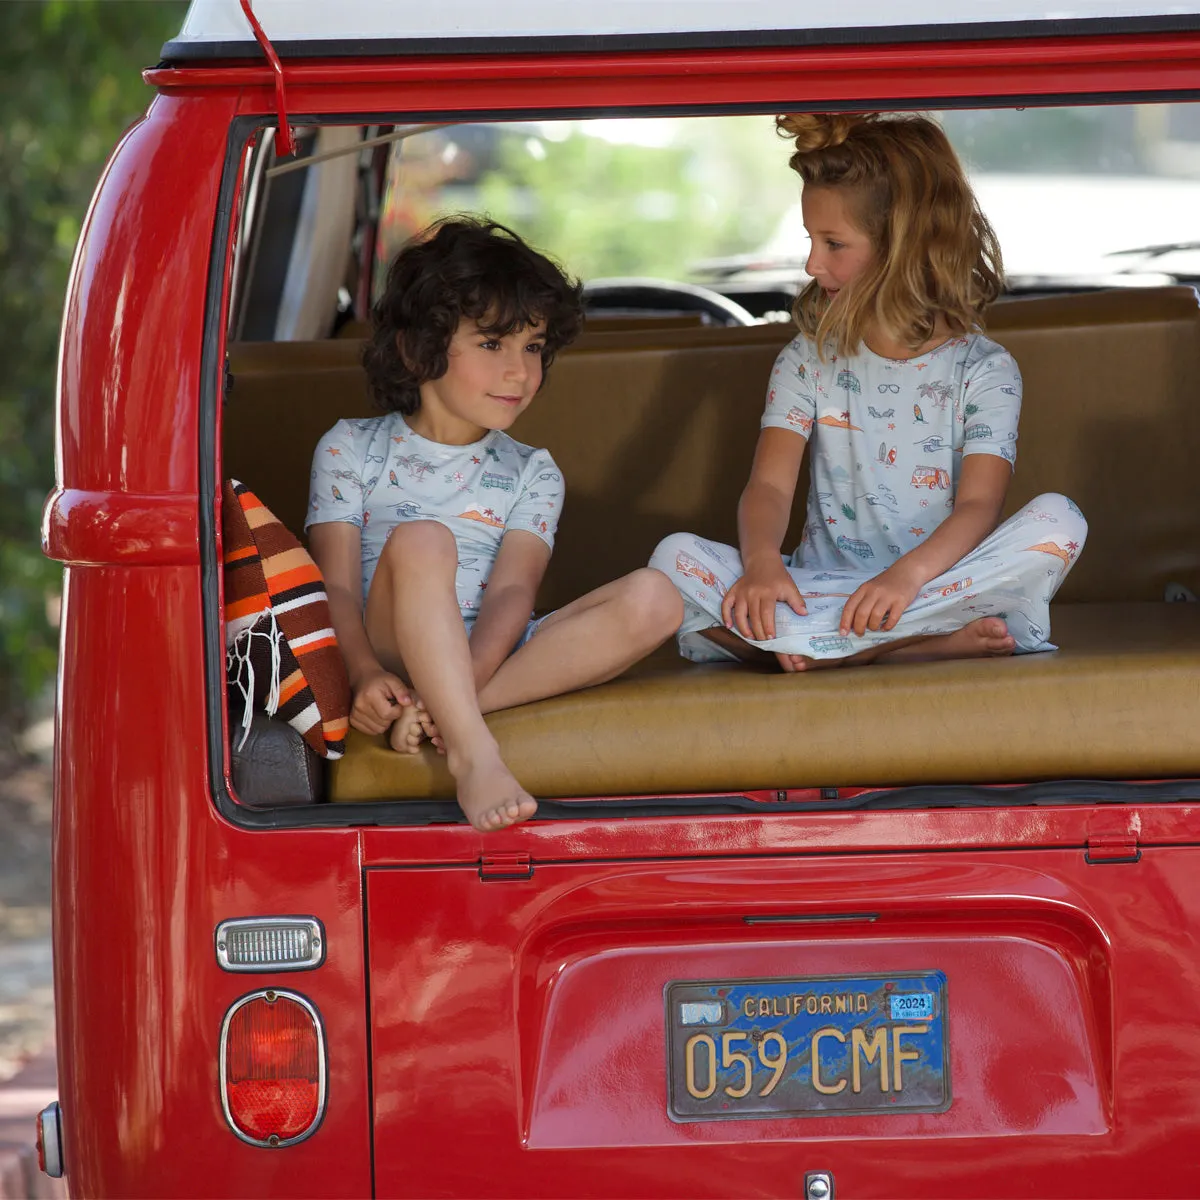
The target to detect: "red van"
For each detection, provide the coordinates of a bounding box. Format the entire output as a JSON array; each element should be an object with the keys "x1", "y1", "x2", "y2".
[{"x1": 40, "y1": 1, "x2": 1200, "y2": 1194}]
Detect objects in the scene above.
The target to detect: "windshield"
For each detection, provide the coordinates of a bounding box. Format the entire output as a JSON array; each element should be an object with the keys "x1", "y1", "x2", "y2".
[{"x1": 371, "y1": 102, "x2": 1200, "y2": 313}]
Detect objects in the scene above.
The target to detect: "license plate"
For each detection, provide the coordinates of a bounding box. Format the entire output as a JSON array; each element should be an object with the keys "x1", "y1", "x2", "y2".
[{"x1": 666, "y1": 971, "x2": 950, "y2": 1121}]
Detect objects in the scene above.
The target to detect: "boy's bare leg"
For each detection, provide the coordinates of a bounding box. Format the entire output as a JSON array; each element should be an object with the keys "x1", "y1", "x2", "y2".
[
  {"x1": 476, "y1": 568, "x2": 684, "y2": 713},
  {"x1": 366, "y1": 520, "x2": 536, "y2": 831}
]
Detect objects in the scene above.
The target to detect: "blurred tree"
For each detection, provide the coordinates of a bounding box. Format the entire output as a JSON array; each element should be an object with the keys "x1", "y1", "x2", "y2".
[
  {"x1": 0, "y1": 0, "x2": 185, "y2": 725},
  {"x1": 473, "y1": 119, "x2": 796, "y2": 282}
]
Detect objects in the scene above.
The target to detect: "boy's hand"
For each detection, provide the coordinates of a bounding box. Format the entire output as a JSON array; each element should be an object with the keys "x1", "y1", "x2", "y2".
[
  {"x1": 840, "y1": 563, "x2": 924, "y2": 636},
  {"x1": 350, "y1": 669, "x2": 413, "y2": 736},
  {"x1": 722, "y1": 557, "x2": 808, "y2": 641}
]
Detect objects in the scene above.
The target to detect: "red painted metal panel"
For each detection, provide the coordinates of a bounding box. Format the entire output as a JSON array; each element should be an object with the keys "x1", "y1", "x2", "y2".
[
  {"x1": 366, "y1": 849, "x2": 1200, "y2": 1196},
  {"x1": 358, "y1": 800, "x2": 1191, "y2": 866},
  {"x1": 42, "y1": 489, "x2": 199, "y2": 566},
  {"x1": 54, "y1": 562, "x2": 373, "y2": 1197},
  {"x1": 50, "y1": 92, "x2": 372, "y2": 1197},
  {"x1": 54, "y1": 94, "x2": 224, "y2": 499},
  {"x1": 142, "y1": 33, "x2": 1200, "y2": 112}
]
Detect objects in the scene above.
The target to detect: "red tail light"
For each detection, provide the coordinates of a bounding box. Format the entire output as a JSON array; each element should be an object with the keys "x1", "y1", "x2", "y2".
[{"x1": 220, "y1": 990, "x2": 326, "y2": 1146}]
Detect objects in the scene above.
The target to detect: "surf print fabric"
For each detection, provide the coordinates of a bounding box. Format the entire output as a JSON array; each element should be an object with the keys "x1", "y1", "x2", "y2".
[
  {"x1": 306, "y1": 413, "x2": 563, "y2": 627},
  {"x1": 765, "y1": 332, "x2": 1022, "y2": 570},
  {"x1": 650, "y1": 332, "x2": 1088, "y2": 661},
  {"x1": 653, "y1": 493, "x2": 1087, "y2": 661}
]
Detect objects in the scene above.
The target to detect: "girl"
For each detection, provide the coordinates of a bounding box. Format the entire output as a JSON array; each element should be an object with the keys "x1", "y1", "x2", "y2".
[
  {"x1": 308, "y1": 218, "x2": 683, "y2": 831},
  {"x1": 651, "y1": 112, "x2": 1087, "y2": 670}
]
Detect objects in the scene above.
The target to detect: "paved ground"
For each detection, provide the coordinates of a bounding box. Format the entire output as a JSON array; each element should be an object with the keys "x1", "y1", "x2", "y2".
[
  {"x1": 0, "y1": 1047, "x2": 63, "y2": 1200},
  {"x1": 0, "y1": 747, "x2": 54, "y2": 1083},
  {"x1": 0, "y1": 742, "x2": 59, "y2": 1198}
]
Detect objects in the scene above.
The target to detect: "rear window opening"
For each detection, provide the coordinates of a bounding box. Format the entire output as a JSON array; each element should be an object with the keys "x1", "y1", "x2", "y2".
[{"x1": 216, "y1": 103, "x2": 1200, "y2": 822}]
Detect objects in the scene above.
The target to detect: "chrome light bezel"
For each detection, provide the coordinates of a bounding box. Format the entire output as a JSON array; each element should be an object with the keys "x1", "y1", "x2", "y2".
[{"x1": 215, "y1": 916, "x2": 325, "y2": 972}]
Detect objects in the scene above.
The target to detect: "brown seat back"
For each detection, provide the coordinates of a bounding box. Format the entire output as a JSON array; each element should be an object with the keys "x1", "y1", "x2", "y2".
[{"x1": 224, "y1": 286, "x2": 1200, "y2": 609}]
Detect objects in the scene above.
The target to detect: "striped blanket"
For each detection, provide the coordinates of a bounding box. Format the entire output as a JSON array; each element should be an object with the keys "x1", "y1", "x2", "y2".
[{"x1": 223, "y1": 479, "x2": 350, "y2": 759}]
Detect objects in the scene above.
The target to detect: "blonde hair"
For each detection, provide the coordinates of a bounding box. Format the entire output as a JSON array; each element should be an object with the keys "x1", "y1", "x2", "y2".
[{"x1": 776, "y1": 112, "x2": 1003, "y2": 357}]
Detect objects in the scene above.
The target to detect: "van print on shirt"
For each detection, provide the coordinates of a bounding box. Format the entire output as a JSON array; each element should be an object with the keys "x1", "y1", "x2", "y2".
[{"x1": 836, "y1": 368, "x2": 862, "y2": 393}]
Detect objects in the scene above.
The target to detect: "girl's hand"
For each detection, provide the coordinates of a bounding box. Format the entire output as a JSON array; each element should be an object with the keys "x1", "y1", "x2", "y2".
[
  {"x1": 722, "y1": 558, "x2": 808, "y2": 641},
  {"x1": 839, "y1": 563, "x2": 925, "y2": 636},
  {"x1": 350, "y1": 669, "x2": 413, "y2": 736}
]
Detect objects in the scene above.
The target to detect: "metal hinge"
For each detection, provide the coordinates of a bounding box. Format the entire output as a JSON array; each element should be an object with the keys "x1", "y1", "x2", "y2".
[
  {"x1": 479, "y1": 852, "x2": 533, "y2": 881},
  {"x1": 1085, "y1": 835, "x2": 1141, "y2": 865}
]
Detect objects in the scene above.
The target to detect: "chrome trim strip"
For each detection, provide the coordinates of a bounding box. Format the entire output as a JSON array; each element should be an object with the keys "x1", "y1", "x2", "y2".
[
  {"x1": 218, "y1": 989, "x2": 328, "y2": 1148},
  {"x1": 215, "y1": 916, "x2": 325, "y2": 972}
]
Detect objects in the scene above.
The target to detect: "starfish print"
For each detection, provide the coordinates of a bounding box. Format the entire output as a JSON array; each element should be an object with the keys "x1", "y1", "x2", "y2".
[
  {"x1": 910, "y1": 526, "x2": 925, "y2": 536},
  {"x1": 392, "y1": 435, "x2": 406, "y2": 444},
  {"x1": 826, "y1": 516, "x2": 837, "y2": 525},
  {"x1": 325, "y1": 446, "x2": 341, "y2": 456},
  {"x1": 471, "y1": 456, "x2": 482, "y2": 465},
  {"x1": 888, "y1": 423, "x2": 896, "y2": 430}
]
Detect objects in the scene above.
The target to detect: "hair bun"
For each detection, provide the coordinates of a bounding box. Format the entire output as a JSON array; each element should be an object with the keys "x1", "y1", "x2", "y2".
[{"x1": 776, "y1": 112, "x2": 873, "y2": 153}]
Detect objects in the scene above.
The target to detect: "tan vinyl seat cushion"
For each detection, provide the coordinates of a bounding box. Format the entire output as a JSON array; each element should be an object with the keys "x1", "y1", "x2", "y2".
[
  {"x1": 223, "y1": 288, "x2": 1200, "y2": 799},
  {"x1": 329, "y1": 603, "x2": 1200, "y2": 799}
]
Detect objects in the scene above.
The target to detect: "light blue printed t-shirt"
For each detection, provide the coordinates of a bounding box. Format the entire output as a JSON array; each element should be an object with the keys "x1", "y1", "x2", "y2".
[
  {"x1": 306, "y1": 413, "x2": 563, "y2": 626},
  {"x1": 761, "y1": 332, "x2": 1022, "y2": 571}
]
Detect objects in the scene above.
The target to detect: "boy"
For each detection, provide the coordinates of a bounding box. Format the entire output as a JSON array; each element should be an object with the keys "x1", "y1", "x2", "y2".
[{"x1": 307, "y1": 218, "x2": 683, "y2": 831}]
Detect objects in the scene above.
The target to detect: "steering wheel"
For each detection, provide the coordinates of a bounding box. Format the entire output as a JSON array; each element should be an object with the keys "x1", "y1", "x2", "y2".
[{"x1": 582, "y1": 277, "x2": 758, "y2": 327}]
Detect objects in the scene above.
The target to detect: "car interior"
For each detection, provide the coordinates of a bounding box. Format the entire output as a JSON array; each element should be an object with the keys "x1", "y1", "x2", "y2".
[{"x1": 220, "y1": 107, "x2": 1200, "y2": 811}]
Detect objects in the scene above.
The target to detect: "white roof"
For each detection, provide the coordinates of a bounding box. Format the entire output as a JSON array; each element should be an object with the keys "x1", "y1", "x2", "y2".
[{"x1": 166, "y1": 0, "x2": 1200, "y2": 57}]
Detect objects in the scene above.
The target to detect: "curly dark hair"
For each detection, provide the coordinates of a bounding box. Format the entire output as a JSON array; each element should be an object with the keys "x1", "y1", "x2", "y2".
[{"x1": 363, "y1": 216, "x2": 584, "y2": 415}]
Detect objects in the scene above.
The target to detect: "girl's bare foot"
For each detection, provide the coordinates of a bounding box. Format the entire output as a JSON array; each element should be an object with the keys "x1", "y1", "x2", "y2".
[
  {"x1": 451, "y1": 749, "x2": 538, "y2": 831},
  {"x1": 387, "y1": 702, "x2": 426, "y2": 754},
  {"x1": 780, "y1": 652, "x2": 845, "y2": 672},
  {"x1": 875, "y1": 617, "x2": 1016, "y2": 663}
]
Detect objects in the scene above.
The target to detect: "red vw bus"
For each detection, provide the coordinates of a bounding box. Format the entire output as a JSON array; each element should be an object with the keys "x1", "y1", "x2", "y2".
[{"x1": 40, "y1": 0, "x2": 1200, "y2": 1194}]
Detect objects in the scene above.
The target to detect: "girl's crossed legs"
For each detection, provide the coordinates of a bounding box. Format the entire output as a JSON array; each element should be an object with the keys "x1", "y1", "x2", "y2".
[{"x1": 365, "y1": 520, "x2": 684, "y2": 831}]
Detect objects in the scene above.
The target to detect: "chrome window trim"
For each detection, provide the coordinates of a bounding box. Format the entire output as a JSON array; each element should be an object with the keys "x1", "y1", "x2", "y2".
[
  {"x1": 215, "y1": 916, "x2": 325, "y2": 972},
  {"x1": 219, "y1": 989, "x2": 328, "y2": 1148}
]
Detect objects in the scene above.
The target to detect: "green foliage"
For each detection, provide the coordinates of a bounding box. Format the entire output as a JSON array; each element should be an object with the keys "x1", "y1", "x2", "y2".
[
  {"x1": 474, "y1": 119, "x2": 796, "y2": 282},
  {"x1": 0, "y1": 0, "x2": 186, "y2": 720}
]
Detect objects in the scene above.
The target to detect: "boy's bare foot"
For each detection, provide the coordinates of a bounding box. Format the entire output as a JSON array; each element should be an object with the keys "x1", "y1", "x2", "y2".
[
  {"x1": 451, "y1": 749, "x2": 538, "y2": 831},
  {"x1": 387, "y1": 702, "x2": 427, "y2": 754}
]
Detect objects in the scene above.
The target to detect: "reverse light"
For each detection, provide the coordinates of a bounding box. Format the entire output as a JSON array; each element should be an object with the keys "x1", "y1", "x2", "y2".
[
  {"x1": 220, "y1": 990, "x2": 326, "y2": 1147},
  {"x1": 215, "y1": 917, "x2": 325, "y2": 971}
]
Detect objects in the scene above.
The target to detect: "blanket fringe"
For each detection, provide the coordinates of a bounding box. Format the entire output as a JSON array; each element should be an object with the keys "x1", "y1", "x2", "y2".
[{"x1": 226, "y1": 609, "x2": 284, "y2": 751}]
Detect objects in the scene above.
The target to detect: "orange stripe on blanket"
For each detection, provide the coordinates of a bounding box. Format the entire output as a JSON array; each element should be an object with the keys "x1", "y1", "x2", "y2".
[
  {"x1": 323, "y1": 718, "x2": 350, "y2": 738},
  {"x1": 223, "y1": 544, "x2": 259, "y2": 565},
  {"x1": 278, "y1": 671, "x2": 308, "y2": 706},
  {"x1": 225, "y1": 594, "x2": 269, "y2": 621},
  {"x1": 266, "y1": 563, "x2": 324, "y2": 595}
]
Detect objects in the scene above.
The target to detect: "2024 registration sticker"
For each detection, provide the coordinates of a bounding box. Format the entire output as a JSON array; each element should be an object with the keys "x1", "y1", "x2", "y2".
[{"x1": 665, "y1": 971, "x2": 950, "y2": 1121}]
